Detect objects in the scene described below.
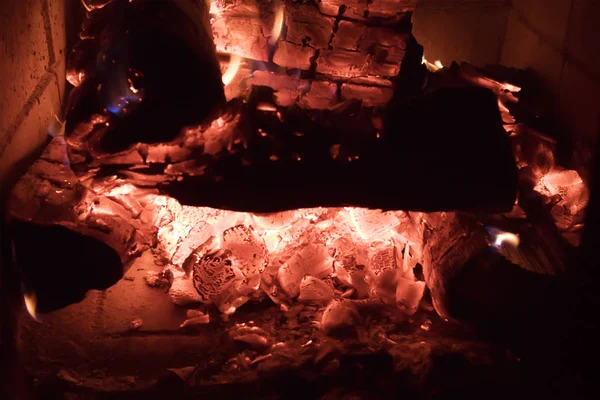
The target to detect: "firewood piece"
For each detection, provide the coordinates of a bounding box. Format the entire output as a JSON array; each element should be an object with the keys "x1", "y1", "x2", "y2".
[
  {"x1": 349, "y1": 76, "x2": 393, "y2": 87},
  {"x1": 316, "y1": 50, "x2": 371, "y2": 78},
  {"x1": 273, "y1": 41, "x2": 316, "y2": 71},
  {"x1": 422, "y1": 212, "x2": 490, "y2": 317},
  {"x1": 209, "y1": 0, "x2": 260, "y2": 16},
  {"x1": 211, "y1": 16, "x2": 270, "y2": 62},
  {"x1": 65, "y1": 0, "x2": 225, "y2": 154},
  {"x1": 66, "y1": 39, "x2": 99, "y2": 87},
  {"x1": 157, "y1": 86, "x2": 517, "y2": 213},
  {"x1": 445, "y1": 248, "x2": 570, "y2": 357},
  {"x1": 368, "y1": 0, "x2": 418, "y2": 19},
  {"x1": 332, "y1": 21, "x2": 365, "y2": 51},
  {"x1": 285, "y1": 3, "x2": 335, "y2": 48},
  {"x1": 248, "y1": 71, "x2": 311, "y2": 107},
  {"x1": 368, "y1": 60, "x2": 400, "y2": 78},
  {"x1": 300, "y1": 81, "x2": 339, "y2": 109},
  {"x1": 330, "y1": 24, "x2": 409, "y2": 78},
  {"x1": 341, "y1": 83, "x2": 393, "y2": 106},
  {"x1": 318, "y1": 0, "x2": 369, "y2": 20},
  {"x1": 359, "y1": 28, "x2": 410, "y2": 51}
]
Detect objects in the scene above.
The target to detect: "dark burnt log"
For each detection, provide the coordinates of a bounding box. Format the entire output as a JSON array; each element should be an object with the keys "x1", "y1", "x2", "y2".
[
  {"x1": 423, "y1": 203, "x2": 576, "y2": 319},
  {"x1": 155, "y1": 86, "x2": 517, "y2": 213},
  {"x1": 64, "y1": 0, "x2": 225, "y2": 154},
  {"x1": 444, "y1": 249, "x2": 578, "y2": 394},
  {"x1": 421, "y1": 212, "x2": 490, "y2": 318}
]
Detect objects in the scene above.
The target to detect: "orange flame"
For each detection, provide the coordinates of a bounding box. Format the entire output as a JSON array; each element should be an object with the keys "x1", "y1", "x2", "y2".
[
  {"x1": 222, "y1": 54, "x2": 242, "y2": 86},
  {"x1": 24, "y1": 293, "x2": 39, "y2": 321},
  {"x1": 80, "y1": 0, "x2": 92, "y2": 12},
  {"x1": 422, "y1": 56, "x2": 443, "y2": 72},
  {"x1": 493, "y1": 232, "x2": 520, "y2": 248},
  {"x1": 270, "y1": 3, "x2": 284, "y2": 45}
]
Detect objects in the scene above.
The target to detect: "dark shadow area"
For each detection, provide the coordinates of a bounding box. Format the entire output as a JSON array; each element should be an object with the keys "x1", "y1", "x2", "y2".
[{"x1": 11, "y1": 222, "x2": 123, "y2": 314}]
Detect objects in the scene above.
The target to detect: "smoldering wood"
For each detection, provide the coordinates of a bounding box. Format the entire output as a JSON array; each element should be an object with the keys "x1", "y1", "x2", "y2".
[
  {"x1": 421, "y1": 212, "x2": 490, "y2": 318},
  {"x1": 444, "y1": 247, "x2": 577, "y2": 376},
  {"x1": 423, "y1": 203, "x2": 575, "y2": 323},
  {"x1": 62, "y1": 84, "x2": 518, "y2": 213},
  {"x1": 155, "y1": 86, "x2": 518, "y2": 213},
  {"x1": 65, "y1": 0, "x2": 225, "y2": 154}
]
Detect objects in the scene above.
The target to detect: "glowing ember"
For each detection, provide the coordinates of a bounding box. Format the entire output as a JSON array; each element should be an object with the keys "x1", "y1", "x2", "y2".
[
  {"x1": 257, "y1": 102, "x2": 278, "y2": 112},
  {"x1": 104, "y1": 183, "x2": 137, "y2": 196},
  {"x1": 270, "y1": 2, "x2": 285, "y2": 45},
  {"x1": 501, "y1": 82, "x2": 522, "y2": 92},
  {"x1": 24, "y1": 292, "x2": 38, "y2": 321},
  {"x1": 222, "y1": 54, "x2": 242, "y2": 86},
  {"x1": 534, "y1": 169, "x2": 584, "y2": 198}
]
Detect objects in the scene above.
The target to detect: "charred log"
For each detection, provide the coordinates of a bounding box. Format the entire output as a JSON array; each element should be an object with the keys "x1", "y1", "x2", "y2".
[
  {"x1": 423, "y1": 204, "x2": 575, "y2": 321},
  {"x1": 444, "y1": 248, "x2": 574, "y2": 387},
  {"x1": 158, "y1": 86, "x2": 517, "y2": 213},
  {"x1": 65, "y1": 0, "x2": 225, "y2": 154},
  {"x1": 422, "y1": 212, "x2": 490, "y2": 317}
]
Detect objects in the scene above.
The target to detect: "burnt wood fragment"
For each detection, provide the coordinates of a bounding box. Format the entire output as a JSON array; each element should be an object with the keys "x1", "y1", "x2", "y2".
[
  {"x1": 422, "y1": 212, "x2": 490, "y2": 317},
  {"x1": 64, "y1": 0, "x2": 225, "y2": 154}
]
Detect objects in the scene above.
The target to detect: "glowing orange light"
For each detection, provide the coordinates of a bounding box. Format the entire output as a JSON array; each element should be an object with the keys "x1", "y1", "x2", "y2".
[
  {"x1": 209, "y1": 0, "x2": 221, "y2": 16},
  {"x1": 105, "y1": 183, "x2": 137, "y2": 196},
  {"x1": 263, "y1": 230, "x2": 282, "y2": 252},
  {"x1": 270, "y1": 2, "x2": 284, "y2": 45},
  {"x1": 534, "y1": 169, "x2": 584, "y2": 198},
  {"x1": 422, "y1": 56, "x2": 443, "y2": 72},
  {"x1": 24, "y1": 293, "x2": 39, "y2": 321},
  {"x1": 257, "y1": 102, "x2": 277, "y2": 112},
  {"x1": 81, "y1": 0, "x2": 92, "y2": 12},
  {"x1": 493, "y1": 232, "x2": 520, "y2": 248},
  {"x1": 222, "y1": 54, "x2": 242, "y2": 86}
]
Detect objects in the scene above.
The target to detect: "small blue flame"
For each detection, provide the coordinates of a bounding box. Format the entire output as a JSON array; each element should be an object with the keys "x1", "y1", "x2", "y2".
[{"x1": 106, "y1": 95, "x2": 141, "y2": 115}]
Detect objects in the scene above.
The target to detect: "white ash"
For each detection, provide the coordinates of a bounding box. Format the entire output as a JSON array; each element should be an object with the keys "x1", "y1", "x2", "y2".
[
  {"x1": 298, "y1": 276, "x2": 334, "y2": 305},
  {"x1": 169, "y1": 275, "x2": 204, "y2": 306}
]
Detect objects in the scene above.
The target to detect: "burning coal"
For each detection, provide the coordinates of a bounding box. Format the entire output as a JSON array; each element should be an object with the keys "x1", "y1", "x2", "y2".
[{"x1": 135, "y1": 194, "x2": 428, "y2": 319}]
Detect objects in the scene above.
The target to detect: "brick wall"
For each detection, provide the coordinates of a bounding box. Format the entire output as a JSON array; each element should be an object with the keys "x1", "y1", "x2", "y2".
[{"x1": 0, "y1": 0, "x2": 67, "y2": 188}]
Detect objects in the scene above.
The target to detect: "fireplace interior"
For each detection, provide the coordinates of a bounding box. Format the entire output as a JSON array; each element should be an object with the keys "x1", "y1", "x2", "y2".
[{"x1": 1, "y1": 0, "x2": 599, "y2": 399}]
